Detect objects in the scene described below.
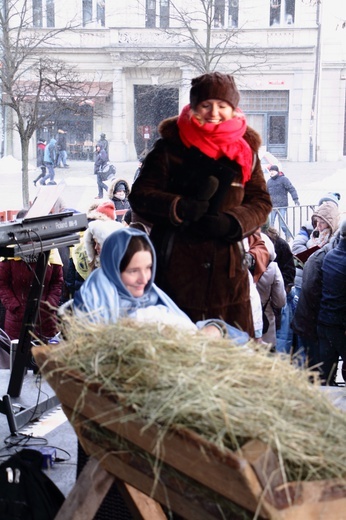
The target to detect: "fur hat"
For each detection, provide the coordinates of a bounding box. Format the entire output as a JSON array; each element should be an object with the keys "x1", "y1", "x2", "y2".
[
  {"x1": 87, "y1": 201, "x2": 115, "y2": 221},
  {"x1": 84, "y1": 220, "x2": 123, "y2": 263},
  {"x1": 189, "y1": 72, "x2": 240, "y2": 109}
]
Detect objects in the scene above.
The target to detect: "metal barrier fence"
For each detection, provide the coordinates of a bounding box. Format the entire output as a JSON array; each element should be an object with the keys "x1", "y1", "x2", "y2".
[{"x1": 270, "y1": 205, "x2": 316, "y2": 240}]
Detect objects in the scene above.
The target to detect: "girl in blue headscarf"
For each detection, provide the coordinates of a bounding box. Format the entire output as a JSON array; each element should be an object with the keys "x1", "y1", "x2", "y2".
[{"x1": 73, "y1": 227, "x2": 249, "y2": 344}]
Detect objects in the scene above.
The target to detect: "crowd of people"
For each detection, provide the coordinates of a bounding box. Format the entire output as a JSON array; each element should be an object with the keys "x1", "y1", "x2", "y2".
[{"x1": 1, "y1": 72, "x2": 345, "y2": 390}]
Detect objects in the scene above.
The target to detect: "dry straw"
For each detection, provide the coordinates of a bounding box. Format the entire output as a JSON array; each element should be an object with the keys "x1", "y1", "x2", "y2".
[{"x1": 43, "y1": 317, "x2": 346, "y2": 483}]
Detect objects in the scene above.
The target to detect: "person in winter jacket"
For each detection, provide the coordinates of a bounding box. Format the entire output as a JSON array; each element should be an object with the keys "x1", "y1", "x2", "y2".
[
  {"x1": 0, "y1": 249, "x2": 63, "y2": 341},
  {"x1": 291, "y1": 231, "x2": 341, "y2": 371},
  {"x1": 108, "y1": 179, "x2": 131, "y2": 222},
  {"x1": 33, "y1": 138, "x2": 47, "y2": 186},
  {"x1": 317, "y1": 218, "x2": 346, "y2": 385},
  {"x1": 40, "y1": 137, "x2": 57, "y2": 185},
  {"x1": 292, "y1": 201, "x2": 340, "y2": 296},
  {"x1": 129, "y1": 72, "x2": 272, "y2": 335},
  {"x1": 243, "y1": 231, "x2": 270, "y2": 341},
  {"x1": 56, "y1": 129, "x2": 69, "y2": 168},
  {"x1": 256, "y1": 233, "x2": 287, "y2": 348},
  {"x1": 94, "y1": 144, "x2": 109, "y2": 199},
  {"x1": 266, "y1": 164, "x2": 300, "y2": 239}
]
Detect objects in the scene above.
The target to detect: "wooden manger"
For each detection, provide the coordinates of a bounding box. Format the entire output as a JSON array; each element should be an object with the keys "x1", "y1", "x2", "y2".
[{"x1": 33, "y1": 346, "x2": 346, "y2": 520}]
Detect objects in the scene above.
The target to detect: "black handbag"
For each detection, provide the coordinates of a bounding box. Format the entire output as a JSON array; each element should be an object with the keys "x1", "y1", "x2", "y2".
[{"x1": 99, "y1": 163, "x2": 116, "y2": 181}]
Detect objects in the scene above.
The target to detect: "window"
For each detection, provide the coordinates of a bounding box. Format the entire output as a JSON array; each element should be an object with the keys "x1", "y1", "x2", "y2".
[
  {"x1": 270, "y1": 0, "x2": 295, "y2": 27},
  {"x1": 33, "y1": 0, "x2": 43, "y2": 27},
  {"x1": 146, "y1": 0, "x2": 156, "y2": 27},
  {"x1": 228, "y1": 0, "x2": 238, "y2": 28},
  {"x1": 214, "y1": 0, "x2": 225, "y2": 28},
  {"x1": 160, "y1": 0, "x2": 169, "y2": 28},
  {"x1": 83, "y1": 0, "x2": 105, "y2": 27},
  {"x1": 46, "y1": 0, "x2": 55, "y2": 27},
  {"x1": 83, "y1": 0, "x2": 92, "y2": 26},
  {"x1": 32, "y1": 0, "x2": 55, "y2": 27},
  {"x1": 97, "y1": 0, "x2": 105, "y2": 27}
]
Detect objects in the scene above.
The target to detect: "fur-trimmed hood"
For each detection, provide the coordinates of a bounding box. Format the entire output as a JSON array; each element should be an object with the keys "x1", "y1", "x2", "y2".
[
  {"x1": 158, "y1": 115, "x2": 262, "y2": 153},
  {"x1": 108, "y1": 178, "x2": 130, "y2": 200},
  {"x1": 84, "y1": 220, "x2": 123, "y2": 263}
]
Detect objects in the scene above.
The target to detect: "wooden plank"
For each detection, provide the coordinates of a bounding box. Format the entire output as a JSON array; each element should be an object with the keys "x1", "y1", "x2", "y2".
[
  {"x1": 33, "y1": 348, "x2": 346, "y2": 520},
  {"x1": 117, "y1": 481, "x2": 168, "y2": 520},
  {"x1": 54, "y1": 458, "x2": 114, "y2": 520},
  {"x1": 32, "y1": 353, "x2": 266, "y2": 514},
  {"x1": 239, "y1": 439, "x2": 284, "y2": 499},
  {"x1": 79, "y1": 433, "x2": 259, "y2": 520}
]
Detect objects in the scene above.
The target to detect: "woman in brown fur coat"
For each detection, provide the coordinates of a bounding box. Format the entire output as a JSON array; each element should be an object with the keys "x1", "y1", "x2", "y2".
[{"x1": 129, "y1": 72, "x2": 272, "y2": 335}]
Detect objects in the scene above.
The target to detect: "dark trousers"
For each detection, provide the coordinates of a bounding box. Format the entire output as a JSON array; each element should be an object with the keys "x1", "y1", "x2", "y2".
[
  {"x1": 317, "y1": 324, "x2": 346, "y2": 385},
  {"x1": 97, "y1": 173, "x2": 108, "y2": 197}
]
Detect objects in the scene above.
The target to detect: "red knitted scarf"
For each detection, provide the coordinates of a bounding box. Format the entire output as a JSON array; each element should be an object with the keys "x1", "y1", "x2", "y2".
[{"x1": 177, "y1": 104, "x2": 253, "y2": 184}]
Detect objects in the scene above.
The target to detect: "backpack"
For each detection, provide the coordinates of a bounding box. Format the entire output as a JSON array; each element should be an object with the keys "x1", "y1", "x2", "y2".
[
  {"x1": 99, "y1": 162, "x2": 116, "y2": 181},
  {"x1": 0, "y1": 449, "x2": 65, "y2": 519}
]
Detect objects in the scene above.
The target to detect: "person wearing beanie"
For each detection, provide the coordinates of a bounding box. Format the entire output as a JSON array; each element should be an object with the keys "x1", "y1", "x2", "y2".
[
  {"x1": 108, "y1": 178, "x2": 131, "y2": 222},
  {"x1": 317, "y1": 218, "x2": 346, "y2": 384},
  {"x1": 129, "y1": 71, "x2": 272, "y2": 335},
  {"x1": 266, "y1": 165, "x2": 300, "y2": 240},
  {"x1": 87, "y1": 201, "x2": 116, "y2": 221},
  {"x1": 318, "y1": 191, "x2": 341, "y2": 207}
]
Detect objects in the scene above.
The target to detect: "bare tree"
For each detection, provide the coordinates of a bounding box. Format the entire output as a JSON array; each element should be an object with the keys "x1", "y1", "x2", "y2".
[
  {"x1": 133, "y1": 0, "x2": 267, "y2": 77},
  {"x1": 168, "y1": 0, "x2": 266, "y2": 74},
  {"x1": 0, "y1": 0, "x2": 98, "y2": 207}
]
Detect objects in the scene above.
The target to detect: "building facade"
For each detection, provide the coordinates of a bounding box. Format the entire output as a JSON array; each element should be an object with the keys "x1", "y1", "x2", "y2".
[{"x1": 6, "y1": 0, "x2": 346, "y2": 164}]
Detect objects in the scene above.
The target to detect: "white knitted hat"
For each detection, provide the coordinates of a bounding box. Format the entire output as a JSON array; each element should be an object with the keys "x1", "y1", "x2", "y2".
[{"x1": 84, "y1": 220, "x2": 123, "y2": 263}]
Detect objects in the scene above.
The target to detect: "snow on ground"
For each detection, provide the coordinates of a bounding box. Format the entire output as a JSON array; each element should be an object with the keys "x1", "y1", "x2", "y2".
[
  {"x1": 300, "y1": 168, "x2": 346, "y2": 215},
  {"x1": 0, "y1": 155, "x2": 37, "y2": 174}
]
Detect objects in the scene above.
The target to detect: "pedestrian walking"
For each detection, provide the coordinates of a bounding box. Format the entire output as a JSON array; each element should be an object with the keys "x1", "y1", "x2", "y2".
[
  {"x1": 97, "y1": 133, "x2": 109, "y2": 156},
  {"x1": 33, "y1": 138, "x2": 47, "y2": 186},
  {"x1": 266, "y1": 164, "x2": 300, "y2": 239},
  {"x1": 94, "y1": 143, "x2": 109, "y2": 199},
  {"x1": 40, "y1": 137, "x2": 57, "y2": 185},
  {"x1": 56, "y1": 129, "x2": 69, "y2": 168}
]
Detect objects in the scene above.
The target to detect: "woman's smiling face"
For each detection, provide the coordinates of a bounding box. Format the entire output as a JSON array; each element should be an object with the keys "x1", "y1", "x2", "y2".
[
  {"x1": 120, "y1": 250, "x2": 152, "y2": 297},
  {"x1": 194, "y1": 99, "x2": 234, "y2": 124}
]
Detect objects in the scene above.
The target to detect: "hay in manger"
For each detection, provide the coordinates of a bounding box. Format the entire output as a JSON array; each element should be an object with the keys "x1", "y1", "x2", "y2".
[{"x1": 34, "y1": 317, "x2": 346, "y2": 519}]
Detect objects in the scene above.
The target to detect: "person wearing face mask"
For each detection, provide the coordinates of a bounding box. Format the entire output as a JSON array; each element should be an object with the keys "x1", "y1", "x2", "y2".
[
  {"x1": 108, "y1": 179, "x2": 131, "y2": 222},
  {"x1": 128, "y1": 72, "x2": 272, "y2": 336},
  {"x1": 73, "y1": 227, "x2": 250, "y2": 344}
]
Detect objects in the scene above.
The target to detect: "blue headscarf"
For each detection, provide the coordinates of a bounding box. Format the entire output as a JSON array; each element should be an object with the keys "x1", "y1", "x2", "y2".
[
  {"x1": 73, "y1": 227, "x2": 190, "y2": 322},
  {"x1": 73, "y1": 228, "x2": 250, "y2": 345}
]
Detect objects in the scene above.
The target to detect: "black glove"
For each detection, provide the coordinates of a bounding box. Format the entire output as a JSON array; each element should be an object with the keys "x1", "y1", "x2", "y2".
[
  {"x1": 176, "y1": 176, "x2": 219, "y2": 222},
  {"x1": 193, "y1": 213, "x2": 242, "y2": 241}
]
